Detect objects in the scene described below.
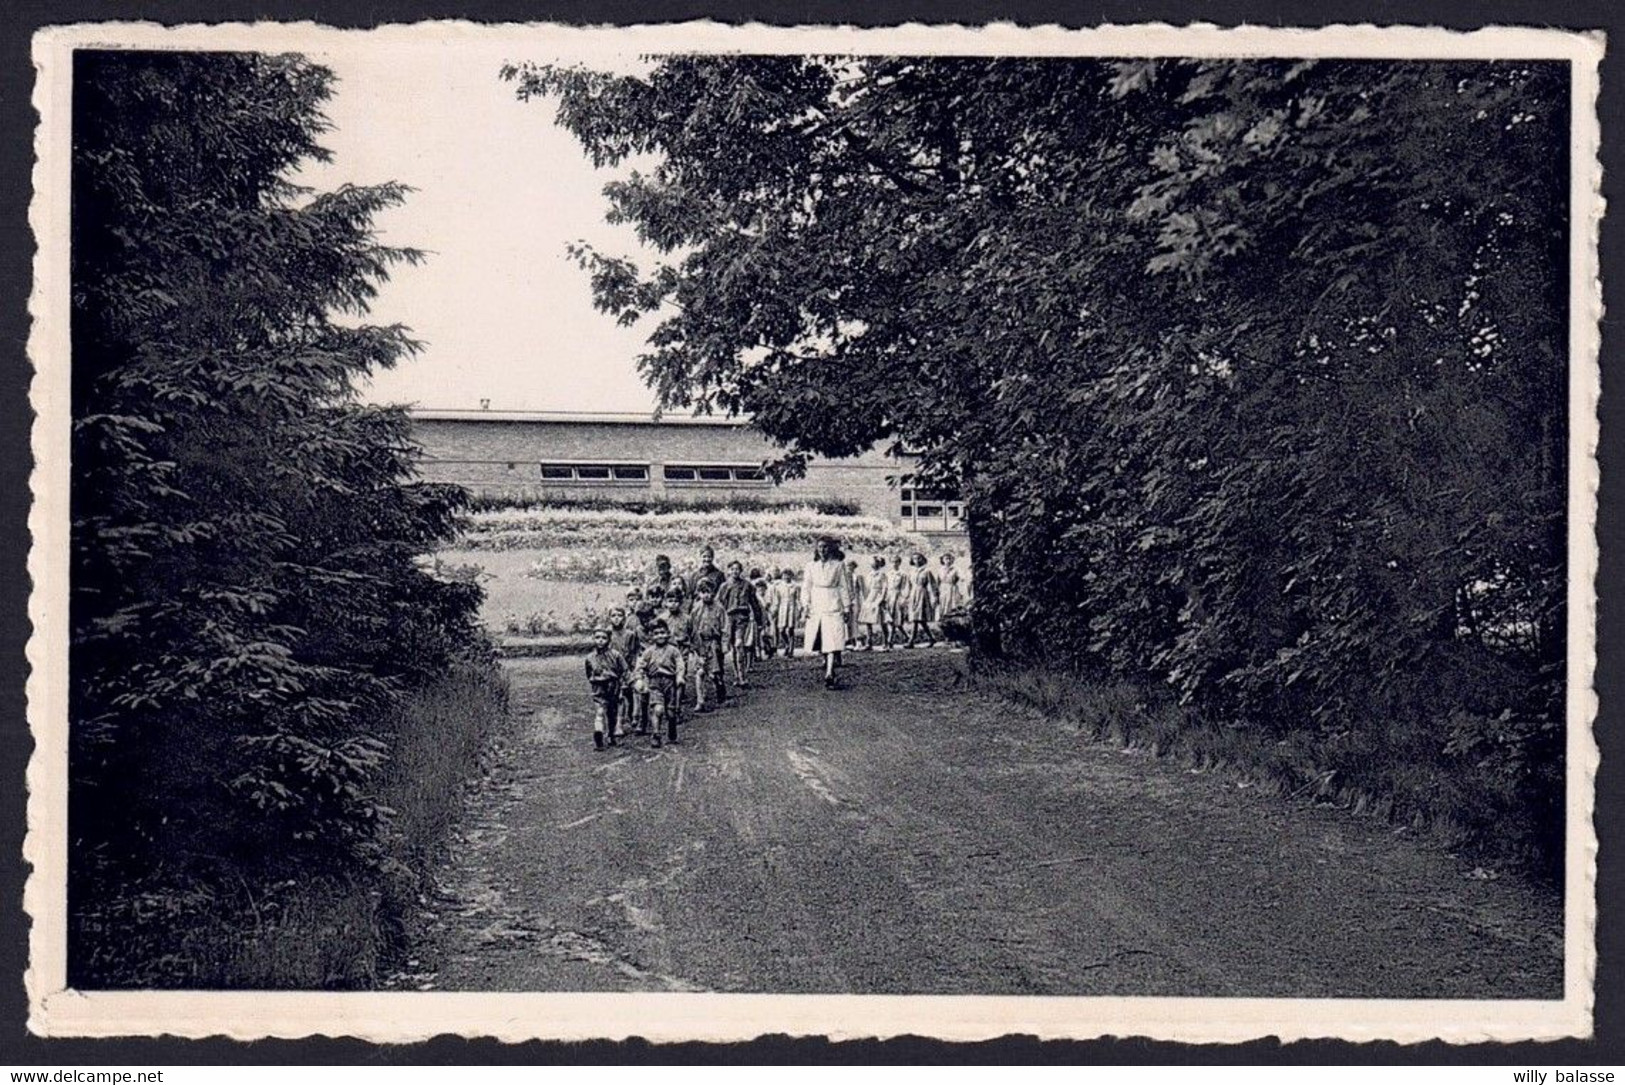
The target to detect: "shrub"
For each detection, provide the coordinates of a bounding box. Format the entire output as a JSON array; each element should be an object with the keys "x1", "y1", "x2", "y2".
[
  {"x1": 68, "y1": 51, "x2": 492, "y2": 985},
  {"x1": 71, "y1": 651, "x2": 511, "y2": 988},
  {"x1": 502, "y1": 608, "x2": 606, "y2": 637}
]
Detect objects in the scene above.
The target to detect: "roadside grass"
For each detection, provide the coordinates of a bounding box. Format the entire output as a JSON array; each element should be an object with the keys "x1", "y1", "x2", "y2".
[
  {"x1": 377, "y1": 652, "x2": 513, "y2": 878},
  {"x1": 73, "y1": 652, "x2": 514, "y2": 989},
  {"x1": 161, "y1": 876, "x2": 390, "y2": 989},
  {"x1": 974, "y1": 661, "x2": 1554, "y2": 881}
]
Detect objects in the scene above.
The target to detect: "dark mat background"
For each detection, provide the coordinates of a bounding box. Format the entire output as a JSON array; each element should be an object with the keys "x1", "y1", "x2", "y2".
[{"x1": 1, "y1": 0, "x2": 1618, "y2": 1065}]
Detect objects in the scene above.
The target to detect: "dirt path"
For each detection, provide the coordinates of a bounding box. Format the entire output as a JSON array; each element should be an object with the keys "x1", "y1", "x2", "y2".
[{"x1": 400, "y1": 651, "x2": 1562, "y2": 997}]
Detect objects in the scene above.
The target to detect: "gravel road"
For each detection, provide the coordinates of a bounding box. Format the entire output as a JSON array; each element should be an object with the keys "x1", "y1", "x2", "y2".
[{"x1": 404, "y1": 651, "x2": 1562, "y2": 997}]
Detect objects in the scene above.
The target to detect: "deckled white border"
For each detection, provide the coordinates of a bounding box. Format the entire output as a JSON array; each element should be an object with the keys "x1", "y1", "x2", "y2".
[{"x1": 26, "y1": 19, "x2": 1604, "y2": 1044}]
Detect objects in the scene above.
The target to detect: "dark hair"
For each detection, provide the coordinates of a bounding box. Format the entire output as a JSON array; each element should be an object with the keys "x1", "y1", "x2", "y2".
[
  {"x1": 814, "y1": 535, "x2": 842, "y2": 561},
  {"x1": 727, "y1": 560, "x2": 743, "y2": 572},
  {"x1": 648, "y1": 620, "x2": 670, "y2": 634},
  {"x1": 655, "y1": 554, "x2": 671, "y2": 566}
]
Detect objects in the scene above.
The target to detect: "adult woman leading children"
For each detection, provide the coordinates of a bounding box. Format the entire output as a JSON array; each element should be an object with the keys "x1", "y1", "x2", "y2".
[{"x1": 802, "y1": 536, "x2": 851, "y2": 689}]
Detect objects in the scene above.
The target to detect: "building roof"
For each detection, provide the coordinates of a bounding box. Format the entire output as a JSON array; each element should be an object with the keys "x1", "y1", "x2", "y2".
[{"x1": 409, "y1": 408, "x2": 750, "y2": 427}]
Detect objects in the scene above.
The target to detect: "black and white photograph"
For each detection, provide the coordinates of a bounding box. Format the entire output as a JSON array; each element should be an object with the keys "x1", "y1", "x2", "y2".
[{"x1": 24, "y1": 20, "x2": 1601, "y2": 1043}]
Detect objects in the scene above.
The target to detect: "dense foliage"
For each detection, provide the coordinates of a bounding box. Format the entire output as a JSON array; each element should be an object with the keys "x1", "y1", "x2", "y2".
[
  {"x1": 510, "y1": 56, "x2": 1568, "y2": 871},
  {"x1": 70, "y1": 51, "x2": 488, "y2": 984}
]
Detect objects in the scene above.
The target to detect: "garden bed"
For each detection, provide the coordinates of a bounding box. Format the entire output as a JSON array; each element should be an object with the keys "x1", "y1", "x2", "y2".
[{"x1": 437, "y1": 505, "x2": 970, "y2": 639}]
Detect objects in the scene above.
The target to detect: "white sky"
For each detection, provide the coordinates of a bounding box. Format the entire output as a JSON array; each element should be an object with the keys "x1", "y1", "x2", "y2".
[{"x1": 298, "y1": 42, "x2": 661, "y2": 412}]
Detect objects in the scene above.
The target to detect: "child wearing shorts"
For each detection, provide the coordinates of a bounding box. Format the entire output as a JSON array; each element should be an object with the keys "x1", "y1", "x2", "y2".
[
  {"x1": 688, "y1": 581, "x2": 729, "y2": 711},
  {"x1": 632, "y1": 621, "x2": 685, "y2": 748},
  {"x1": 583, "y1": 628, "x2": 629, "y2": 750},
  {"x1": 719, "y1": 560, "x2": 766, "y2": 687},
  {"x1": 606, "y1": 606, "x2": 643, "y2": 737}
]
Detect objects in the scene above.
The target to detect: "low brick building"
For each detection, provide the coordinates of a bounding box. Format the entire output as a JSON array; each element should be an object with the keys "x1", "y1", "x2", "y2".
[{"x1": 409, "y1": 409, "x2": 966, "y2": 535}]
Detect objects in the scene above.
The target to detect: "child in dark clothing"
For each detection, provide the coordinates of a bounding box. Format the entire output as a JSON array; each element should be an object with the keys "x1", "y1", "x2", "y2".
[
  {"x1": 718, "y1": 560, "x2": 766, "y2": 687},
  {"x1": 583, "y1": 628, "x2": 628, "y2": 750},
  {"x1": 688, "y1": 582, "x2": 729, "y2": 711},
  {"x1": 606, "y1": 607, "x2": 642, "y2": 737},
  {"x1": 748, "y1": 567, "x2": 771, "y2": 658},
  {"x1": 623, "y1": 587, "x2": 648, "y2": 631},
  {"x1": 632, "y1": 620, "x2": 685, "y2": 747}
]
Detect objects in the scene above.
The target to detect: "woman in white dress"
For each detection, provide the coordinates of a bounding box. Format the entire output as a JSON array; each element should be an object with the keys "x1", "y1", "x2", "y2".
[{"x1": 802, "y1": 537, "x2": 851, "y2": 688}]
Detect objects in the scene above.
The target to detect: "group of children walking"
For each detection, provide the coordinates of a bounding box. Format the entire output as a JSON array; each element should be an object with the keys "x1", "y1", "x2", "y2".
[
  {"x1": 582, "y1": 544, "x2": 971, "y2": 750},
  {"x1": 851, "y1": 550, "x2": 971, "y2": 652}
]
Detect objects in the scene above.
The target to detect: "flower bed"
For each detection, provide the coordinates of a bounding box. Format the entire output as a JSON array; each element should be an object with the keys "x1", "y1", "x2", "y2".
[
  {"x1": 443, "y1": 506, "x2": 970, "y2": 638},
  {"x1": 457, "y1": 505, "x2": 916, "y2": 553}
]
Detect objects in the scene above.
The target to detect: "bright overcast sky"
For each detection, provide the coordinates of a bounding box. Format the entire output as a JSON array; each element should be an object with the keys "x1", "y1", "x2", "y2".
[{"x1": 298, "y1": 41, "x2": 660, "y2": 413}]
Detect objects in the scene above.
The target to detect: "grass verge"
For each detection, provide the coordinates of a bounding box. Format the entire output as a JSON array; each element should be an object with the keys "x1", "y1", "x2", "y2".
[
  {"x1": 70, "y1": 652, "x2": 513, "y2": 989},
  {"x1": 973, "y1": 660, "x2": 1560, "y2": 884}
]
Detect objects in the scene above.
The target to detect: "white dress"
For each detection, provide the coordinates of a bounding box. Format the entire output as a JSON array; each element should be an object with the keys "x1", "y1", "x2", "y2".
[
  {"x1": 857, "y1": 567, "x2": 887, "y2": 624},
  {"x1": 802, "y1": 558, "x2": 850, "y2": 654}
]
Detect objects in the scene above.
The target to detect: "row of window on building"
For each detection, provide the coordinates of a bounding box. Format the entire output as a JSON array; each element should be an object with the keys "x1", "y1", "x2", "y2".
[
  {"x1": 531, "y1": 461, "x2": 767, "y2": 484},
  {"x1": 468, "y1": 460, "x2": 964, "y2": 532},
  {"x1": 900, "y1": 486, "x2": 965, "y2": 533}
]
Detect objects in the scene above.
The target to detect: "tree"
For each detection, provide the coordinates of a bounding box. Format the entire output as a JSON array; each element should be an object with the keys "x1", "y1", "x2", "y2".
[
  {"x1": 70, "y1": 50, "x2": 483, "y2": 982},
  {"x1": 507, "y1": 56, "x2": 1174, "y2": 651},
  {"x1": 511, "y1": 55, "x2": 1569, "y2": 870}
]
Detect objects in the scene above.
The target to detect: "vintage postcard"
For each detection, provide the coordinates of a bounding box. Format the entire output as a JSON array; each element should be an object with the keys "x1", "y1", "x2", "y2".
[{"x1": 25, "y1": 20, "x2": 1602, "y2": 1043}]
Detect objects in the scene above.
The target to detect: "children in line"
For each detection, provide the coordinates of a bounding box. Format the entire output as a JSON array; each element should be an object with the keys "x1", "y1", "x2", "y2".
[
  {"x1": 884, "y1": 554, "x2": 911, "y2": 650},
  {"x1": 857, "y1": 555, "x2": 888, "y2": 649},
  {"x1": 748, "y1": 566, "x2": 771, "y2": 660},
  {"x1": 770, "y1": 568, "x2": 801, "y2": 658},
  {"x1": 646, "y1": 554, "x2": 688, "y2": 603},
  {"x1": 844, "y1": 558, "x2": 863, "y2": 644},
  {"x1": 606, "y1": 606, "x2": 643, "y2": 737},
  {"x1": 687, "y1": 581, "x2": 729, "y2": 712},
  {"x1": 904, "y1": 551, "x2": 940, "y2": 648},
  {"x1": 937, "y1": 553, "x2": 966, "y2": 617},
  {"x1": 626, "y1": 586, "x2": 658, "y2": 634},
  {"x1": 660, "y1": 588, "x2": 691, "y2": 723},
  {"x1": 690, "y1": 545, "x2": 726, "y2": 599},
  {"x1": 584, "y1": 628, "x2": 629, "y2": 750},
  {"x1": 588, "y1": 541, "x2": 971, "y2": 750},
  {"x1": 719, "y1": 560, "x2": 766, "y2": 688},
  {"x1": 631, "y1": 620, "x2": 684, "y2": 748}
]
